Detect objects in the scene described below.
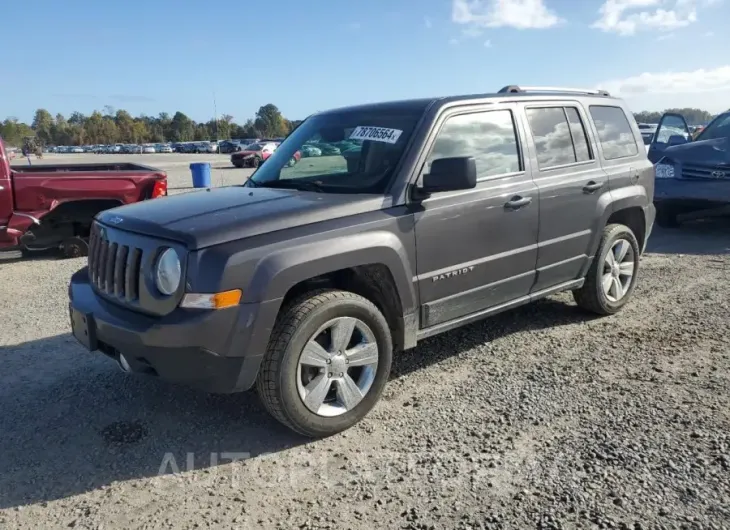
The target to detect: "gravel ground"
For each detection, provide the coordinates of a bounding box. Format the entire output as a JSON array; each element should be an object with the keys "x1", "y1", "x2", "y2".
[{"x1": 1, "y1": 156, "x2": 729, "y2": 529}]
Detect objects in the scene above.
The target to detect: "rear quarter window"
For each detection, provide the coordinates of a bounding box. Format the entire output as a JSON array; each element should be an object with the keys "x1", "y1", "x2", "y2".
[{"x1": 589, "y1": 105, "x2": 639, "y2": 160}]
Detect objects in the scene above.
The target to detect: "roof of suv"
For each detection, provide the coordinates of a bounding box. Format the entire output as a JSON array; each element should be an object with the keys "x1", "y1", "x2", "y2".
[{"x1": 318, "y1": 86, "x2": 618, "y2": 117}]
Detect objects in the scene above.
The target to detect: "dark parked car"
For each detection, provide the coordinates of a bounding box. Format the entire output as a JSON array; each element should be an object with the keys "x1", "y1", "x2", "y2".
[
  {"x1": 68, "y1": 85, "x2": 654, "y2": 437},
  {"x1": 648, "y1": 111, "x2": 730, "y2": 227}
]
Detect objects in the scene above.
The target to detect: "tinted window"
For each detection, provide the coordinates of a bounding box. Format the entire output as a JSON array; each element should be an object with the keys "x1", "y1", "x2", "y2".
[
  {"x1": 426, "y1": 110, "x2": 521, "y2": 179},
  {"x1": 695, "y1": 112, "x2": 730, "y2": 141},
  {"x1": 526, "y1": 107, "x2": 576, "y2": 168},
  {"x1": 565, "y1": 107, "x2": 592, "y2": 162},
  {"x1": 589, "y1": 105, "x2": 639, "y2": 160}
]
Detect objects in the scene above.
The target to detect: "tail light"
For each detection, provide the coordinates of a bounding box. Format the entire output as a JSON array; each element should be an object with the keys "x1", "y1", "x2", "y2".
[{"x1": 151, "y1": 179, "x2": 167, "y2": 199}]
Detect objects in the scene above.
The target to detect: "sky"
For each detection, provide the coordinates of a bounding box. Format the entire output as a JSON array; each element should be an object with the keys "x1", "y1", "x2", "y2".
[{"x1": 2, "y1": 0, "x2": 730, "y2": 124}]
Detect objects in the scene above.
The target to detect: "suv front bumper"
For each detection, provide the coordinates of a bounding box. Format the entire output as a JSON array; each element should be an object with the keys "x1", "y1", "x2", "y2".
[{"x1": 68, "y1": 267, "x2": 266, "y2": 393}]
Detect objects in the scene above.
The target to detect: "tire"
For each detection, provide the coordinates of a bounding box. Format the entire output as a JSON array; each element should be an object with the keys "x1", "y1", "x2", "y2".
[
  {"x1": 61, "y1": 236, "x2": 89, "y2": 259},
  {"x1": 252, "y1": 157, "x2": 261, "y2": 168},
  {"x1": 286, "y1": 157, "x2": 297, "y2": 168},
  {"x1": 655, "y1": 206, "x2": 680, "y2": 228},
  {"x1": 572, "y1": 223, "x2": 641, "y2": 316},
  {"x1": 256, "y1": 290, "x2": 393, "y2": 438}
]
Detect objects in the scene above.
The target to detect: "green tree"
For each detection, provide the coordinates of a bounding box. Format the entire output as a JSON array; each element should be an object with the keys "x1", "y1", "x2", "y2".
[
  {"x1": 115, "y1": 110, "x2": 135, "y2": 143},
  {"x1": 170, "y1": 111, "x2": 194, "y2": 142},
  {"x1": 254, "y1": 104, "x2": 289, "y2": 137},
  {"x1": 32, "y1": 108, "x2": 54, "y2": 145}
]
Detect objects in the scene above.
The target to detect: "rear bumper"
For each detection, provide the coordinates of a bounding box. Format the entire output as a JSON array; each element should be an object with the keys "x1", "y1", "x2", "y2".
[{"x1": 68, "y1": 267, "x2": 266, "y2": 393}]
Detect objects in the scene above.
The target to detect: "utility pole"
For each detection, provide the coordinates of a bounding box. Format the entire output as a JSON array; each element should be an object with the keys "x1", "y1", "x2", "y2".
[{"x1": 213, "y1": 91, "x2": 219, "y2": 142}]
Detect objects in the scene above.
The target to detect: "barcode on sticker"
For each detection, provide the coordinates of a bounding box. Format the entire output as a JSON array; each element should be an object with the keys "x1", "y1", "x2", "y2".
[{"x1": 349, "y1": 126, "x2": 403, "y2": 144}]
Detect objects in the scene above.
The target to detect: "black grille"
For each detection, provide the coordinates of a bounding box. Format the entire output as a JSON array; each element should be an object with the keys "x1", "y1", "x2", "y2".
[
  {"x1": 88, "y1": 223, "x2": 142, "y2": 301},
  {"x1": 682, "y1": 163, "x2": 730, "y2": 180}
]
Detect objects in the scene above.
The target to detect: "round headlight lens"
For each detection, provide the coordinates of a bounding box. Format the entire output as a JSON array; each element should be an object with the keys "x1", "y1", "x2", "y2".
[
  {"x1": 155, "y1": 248, "x2": 181, "y2": 295},
  {"x1": 655, "y1": 162, "x2": 675, "y2": 179}
]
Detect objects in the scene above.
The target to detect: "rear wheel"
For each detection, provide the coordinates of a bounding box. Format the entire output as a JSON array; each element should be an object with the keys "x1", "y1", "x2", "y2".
[
  {"x1": 256, "y1": 290, "x2": 393, "y2": 438},
  {"x1": 252, "y1": 157, "x2": 261, "y2": 168},
  {"x1": 573, "y1": 223, "x2": 640, "y2": 315}
]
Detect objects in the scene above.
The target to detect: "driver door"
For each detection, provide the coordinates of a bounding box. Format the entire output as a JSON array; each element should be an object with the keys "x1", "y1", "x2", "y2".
[{"x1": 648, "y1": 113, "x2": 691, "y2": 164}]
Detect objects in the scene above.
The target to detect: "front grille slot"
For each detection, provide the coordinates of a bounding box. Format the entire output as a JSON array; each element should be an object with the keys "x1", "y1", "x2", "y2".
[
  {"x1": 87, "y1": 222, "x2": 143, "y2": 302},
  {"x1": 682, "y1": 164, "x2": 730, "y2": 180}
]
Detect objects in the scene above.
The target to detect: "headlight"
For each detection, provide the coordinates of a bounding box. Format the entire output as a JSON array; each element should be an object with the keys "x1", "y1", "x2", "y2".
[
  {"x1": 155, "y1": 248, "x2": 181, "y2": 295},
  {"x1": 655, "y1": 162, "x2": 676, "y2": 179}
]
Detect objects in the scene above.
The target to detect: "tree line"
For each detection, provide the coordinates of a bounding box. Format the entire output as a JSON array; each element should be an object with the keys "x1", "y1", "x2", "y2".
[
  {"x1": 0, "y1": 105, "x2": 723, "y2": 148},
  {"x1": 633, "y1": 108, "x2": 717, "y2": 126},
  {"x1": 0, "y1": 104, "x2": 303, "y2": 147}
]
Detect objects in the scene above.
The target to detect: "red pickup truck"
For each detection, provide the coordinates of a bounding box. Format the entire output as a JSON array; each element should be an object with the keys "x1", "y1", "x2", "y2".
[{"x1": 0, "y1": 137, "x2": 167, "y2": 258}]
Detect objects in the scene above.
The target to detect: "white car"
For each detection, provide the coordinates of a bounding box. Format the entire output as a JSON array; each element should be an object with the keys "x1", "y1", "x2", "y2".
[
  {"x1": 158, "y1": 145, "x2": 173, "y2": 153},
  {"x1": 202, "y1": 142, "x2": 219, "y2": 154},
  {"x1": 143, "y1": 145, "x2": 156, "y2": 154},
  {"x1": 71, "y1": 147, "x2": 84, "y2": 153}
]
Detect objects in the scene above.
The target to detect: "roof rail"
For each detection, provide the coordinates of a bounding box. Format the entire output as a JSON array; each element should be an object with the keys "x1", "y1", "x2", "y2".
[{"x1": 498, "y1": 85, "x2": 611, "y2": 97}]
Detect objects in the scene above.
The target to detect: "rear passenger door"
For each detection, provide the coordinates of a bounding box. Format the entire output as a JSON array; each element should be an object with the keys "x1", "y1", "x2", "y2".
[
  {"x1": 413, "y1": 104, "x2": 539, "y2": 329},
  {"x1": 519, "y1": 103, "x2": 610, "y2": 292}
]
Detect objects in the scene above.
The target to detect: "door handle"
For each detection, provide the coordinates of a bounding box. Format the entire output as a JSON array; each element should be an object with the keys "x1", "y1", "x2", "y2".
[
  {"x1": 582, "y1": 181, "x2": 604, "y2": 193},
  {"x1": 504, "y1": 196, "x2": 532, "y2": 210}
]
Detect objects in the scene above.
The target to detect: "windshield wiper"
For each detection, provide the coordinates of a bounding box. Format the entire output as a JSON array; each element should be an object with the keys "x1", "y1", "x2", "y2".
[{"x1": 256, "y1": 180, "x2": 326, "y2": 192}]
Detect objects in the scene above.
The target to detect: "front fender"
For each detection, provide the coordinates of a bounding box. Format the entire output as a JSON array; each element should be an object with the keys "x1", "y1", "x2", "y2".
[{"x1": 248, "y1": 230, "x2": 417, "y2": 312}]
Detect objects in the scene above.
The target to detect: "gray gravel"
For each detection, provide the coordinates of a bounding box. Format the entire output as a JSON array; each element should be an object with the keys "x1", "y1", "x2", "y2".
[{"x1": 1, "y1": 154, "x2": 729, "y2": 529}]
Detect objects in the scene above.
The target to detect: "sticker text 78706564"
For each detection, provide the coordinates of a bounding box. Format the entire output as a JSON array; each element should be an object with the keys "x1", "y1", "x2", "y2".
[{"x1": 349, "y1": 126, "x2": 403, "y2": 145}]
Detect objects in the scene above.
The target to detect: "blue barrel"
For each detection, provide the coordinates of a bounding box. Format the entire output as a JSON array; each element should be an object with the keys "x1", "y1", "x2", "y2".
[{"x1": 190, "y1": 162, "x2": 211, "y2": 188}]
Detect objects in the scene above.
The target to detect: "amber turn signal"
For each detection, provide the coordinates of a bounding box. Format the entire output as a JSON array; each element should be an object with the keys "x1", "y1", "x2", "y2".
[{"x1": 180, "y1": 289, "x2": 242, "y2": 309}]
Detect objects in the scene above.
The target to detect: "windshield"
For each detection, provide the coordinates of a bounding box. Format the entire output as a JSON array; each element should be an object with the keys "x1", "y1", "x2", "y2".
[
  {"x1": 246, "y1": 109, "x2": 422, "y2": 194},
  {"x1": 695, "y1": 112, "x2": 730, "y2": 141},
  {"x1": 245, "y1": 143, "x2": 263, "y2": 151}
]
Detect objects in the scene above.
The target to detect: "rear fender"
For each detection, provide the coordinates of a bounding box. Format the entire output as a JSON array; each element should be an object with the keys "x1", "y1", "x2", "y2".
[{"x1": 588, "y1": 184, "x2": 649, "y2": 258}]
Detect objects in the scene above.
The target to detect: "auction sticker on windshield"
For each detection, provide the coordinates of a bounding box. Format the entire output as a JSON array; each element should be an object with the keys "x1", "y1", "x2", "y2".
[{"x1": 349, "y1": 126, "x2": 403, "y2": 144}]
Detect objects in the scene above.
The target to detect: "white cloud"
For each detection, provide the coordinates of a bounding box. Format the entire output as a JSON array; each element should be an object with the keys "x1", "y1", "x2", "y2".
[
  {"x1": 599, "y1": 65, "x2": 730, "y2": 96},
  {"x1": 452, "y1": 0, "x2": 563, "y2": 30},
  {"x1": 424, "y1": 16, "x2": 433, "y2": 29},
  {"x1": 592, "y1": 0, "x2": 719, "y2": 35}
]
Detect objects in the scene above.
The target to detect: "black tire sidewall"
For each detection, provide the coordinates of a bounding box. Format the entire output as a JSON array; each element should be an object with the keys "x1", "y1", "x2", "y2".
[
  {"x1": 593, "y1": 226, "x2": 641, "y2": 313},
  {"x1": 277, "y1": 297, "x2": 392, "y2": 436}
]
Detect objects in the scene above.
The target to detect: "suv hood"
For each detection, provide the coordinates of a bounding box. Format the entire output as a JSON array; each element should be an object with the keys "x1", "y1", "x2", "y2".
[
  {"x1": 662, "y1": 137, "x2": 730, "y2": 167},
  {"x1": 96, "y1": 186, "x2": 386, "y2": 250}
]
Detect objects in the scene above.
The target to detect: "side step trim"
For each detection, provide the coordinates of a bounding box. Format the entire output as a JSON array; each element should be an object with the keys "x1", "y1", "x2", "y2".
[{"x1": 416, "y1": 278, "x2": 584, "y2": 341}]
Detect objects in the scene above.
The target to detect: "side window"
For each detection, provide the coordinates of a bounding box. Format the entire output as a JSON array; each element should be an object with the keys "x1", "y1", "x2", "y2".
[
  {"x1": 565, "y1": 107, "x2": 592, "y2": 162},
  {"x1": 589, "y1": 105, "x2": 639, "y2": 160},
  {"x1": 426, "y1": 110, "x2": 521, "y2": 180},
  {"x1": 526, "y1": 107, "x2": 577, "y2": 168}
]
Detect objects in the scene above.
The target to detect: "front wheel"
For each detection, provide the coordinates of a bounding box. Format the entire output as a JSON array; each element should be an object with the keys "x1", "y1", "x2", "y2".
[
  {"x1": 256, "y1": 290, "x2": 393, "y2": 438},
  {"x1": 573, "y1": 223, "x2": 640, "y2": 315},
  {"x1": 251, "y1": 157, "x2": 261, "y2": 168}
]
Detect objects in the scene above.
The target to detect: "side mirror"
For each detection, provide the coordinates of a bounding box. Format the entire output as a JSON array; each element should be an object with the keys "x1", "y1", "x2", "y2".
[
  {"x1": 667, "y1": 134, "x2": 689, "y2": 146},
  {"x1": 420, "y1": 157, "x2": 477, "y2": 194}
]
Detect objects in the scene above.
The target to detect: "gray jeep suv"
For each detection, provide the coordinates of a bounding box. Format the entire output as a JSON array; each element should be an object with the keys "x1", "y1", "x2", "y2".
[{"x1": 68, "y1": 85, "x2": 655, "y2": 437}]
